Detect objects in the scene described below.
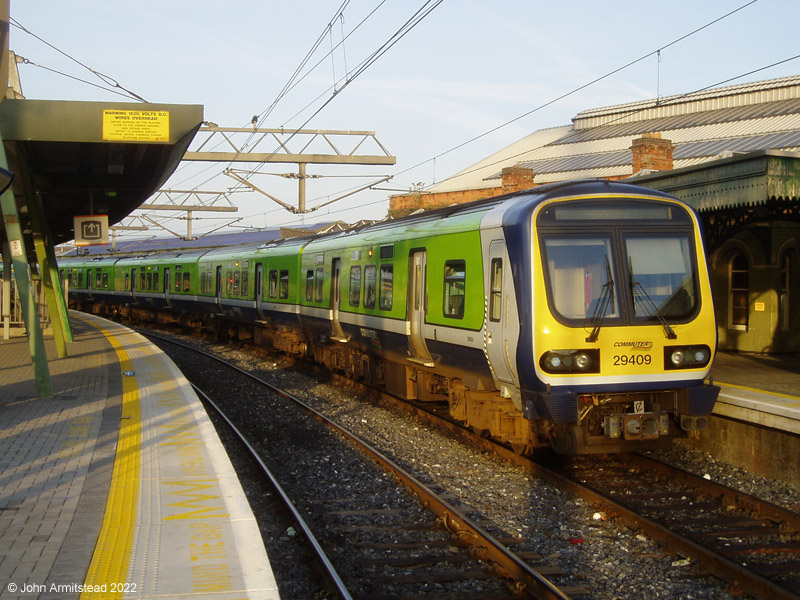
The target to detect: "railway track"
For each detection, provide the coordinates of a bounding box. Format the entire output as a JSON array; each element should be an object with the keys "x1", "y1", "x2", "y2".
[
  {"x1": 145, "y1": 330, "x2": 578, "y2": 600},
  {"x1": 547, "y1": 453, "x2": 800, "y2": 600},
  {"x1": 142, "y1": 326, "x2": 800, "y2": 599},
  {"x1": 402, "y1": 392, "x2": 800, "y2": 600}
]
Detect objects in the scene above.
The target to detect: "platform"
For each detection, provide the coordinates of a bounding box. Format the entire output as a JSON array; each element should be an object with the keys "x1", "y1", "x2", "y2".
[
  {"x1": 0, "y1": 313, "x2": 279, "y2": 599},
  {"x1": 710, "y1": 351, "x2": 800, "y2": 435}
]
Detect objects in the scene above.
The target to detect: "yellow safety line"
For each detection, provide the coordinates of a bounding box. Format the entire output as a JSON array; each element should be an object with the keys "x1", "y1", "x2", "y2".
[
  {"x1": 77, "y1": 316, "x2": 141, "y2": 599},
  {"x1": 716, "y1": 379, "x2": 800, "y2": 402}
]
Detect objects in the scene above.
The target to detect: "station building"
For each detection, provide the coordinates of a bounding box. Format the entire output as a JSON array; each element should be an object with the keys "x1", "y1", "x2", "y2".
[{"x1": 390, "y1": 76, "x2": 800, "y2": 354}]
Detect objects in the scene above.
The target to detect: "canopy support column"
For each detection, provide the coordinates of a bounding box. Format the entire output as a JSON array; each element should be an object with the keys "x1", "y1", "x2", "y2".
[{"x1": 0, "y1": 139, "x2": 52, "y2": 398}]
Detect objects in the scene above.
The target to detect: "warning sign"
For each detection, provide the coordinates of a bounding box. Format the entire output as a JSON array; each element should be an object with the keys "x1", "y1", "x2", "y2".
[{"x1": 103, "y1": 109, "x2": 170, "y2": 142}]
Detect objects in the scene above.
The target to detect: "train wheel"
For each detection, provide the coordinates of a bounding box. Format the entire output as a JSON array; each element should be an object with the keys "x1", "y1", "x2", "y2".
[{"x1": 548, "y1": 427, "x2": 578, "y2": 455}]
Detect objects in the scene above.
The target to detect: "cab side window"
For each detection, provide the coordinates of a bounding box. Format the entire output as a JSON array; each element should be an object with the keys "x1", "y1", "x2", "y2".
[{"x1": 489, "y1": 259, "x2": 502, "y2": 322}]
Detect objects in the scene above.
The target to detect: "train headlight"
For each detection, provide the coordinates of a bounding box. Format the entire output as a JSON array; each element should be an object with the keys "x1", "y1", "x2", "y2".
[
  {"x1": 540, "y1": 349, "x2": 600, "y2": 374},
  {"x1": 664, "y1": 345, "x2": 712, "y2": 370}
]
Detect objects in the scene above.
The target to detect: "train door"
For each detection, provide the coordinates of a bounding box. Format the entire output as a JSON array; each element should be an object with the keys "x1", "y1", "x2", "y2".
[
  {"x1": 130, "y1": 268, "x2": 137, "y2": 301},
  {"x1": 215, "y1": 266, "x2": 223, "y2": 311},
  {"x1": 485, "y1": 240, "x2": 516, "y2": 385},
  {"x1": 163, "y1": 268, "x2": 172, "y2": 307},
  {"x1": 86, "y1": 269, "x2": 93, "y2": 301},
  {"x1": 408, "y1": 250, "x2": 434, "y2": 367},
  {"x1": 330, "y1": 258, "x2": 347, "y2": 342},
  {"x1": 255, "y1": 263, "x2": 265, "y2": 320}
]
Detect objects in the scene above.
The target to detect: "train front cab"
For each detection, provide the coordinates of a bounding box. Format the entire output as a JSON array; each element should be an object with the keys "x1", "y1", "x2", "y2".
[{"x1": 516, "y1": 184, "x2": 721, "y2": 454}]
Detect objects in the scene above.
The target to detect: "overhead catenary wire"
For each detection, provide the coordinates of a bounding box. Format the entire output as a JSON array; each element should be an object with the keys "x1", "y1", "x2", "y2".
[
  {"x1": 218, "y1": 0, "x2": 764, "y2": 225},
  {"x1": 392, "y1": 0, "x2": 762, "y2": 186},
  {"x1": 62, "y1": 0, "x2": 784, "y2": 239},
  {"x1": 414, "y1": 52, "x2": 800, "y2": 192},
  {"x1": 223, "y1": 0, "x2": 445, "y2": 199},
  {"x1": 181, "y1": 0, "x2": 397, "y2": 202},
  {"x1": 10, "y1": 17, "x2": 148, "y2": 102}
]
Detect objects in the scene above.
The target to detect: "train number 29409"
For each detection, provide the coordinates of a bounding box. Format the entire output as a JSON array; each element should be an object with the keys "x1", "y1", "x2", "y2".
[{"x1": 613, "y1": 354, "x2": 652, "y2": 366}]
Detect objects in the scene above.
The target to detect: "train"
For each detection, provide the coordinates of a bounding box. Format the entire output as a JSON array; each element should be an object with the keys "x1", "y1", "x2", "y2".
[{"x1": 60, "y1": 179, "x2": 721, "y2": 455}]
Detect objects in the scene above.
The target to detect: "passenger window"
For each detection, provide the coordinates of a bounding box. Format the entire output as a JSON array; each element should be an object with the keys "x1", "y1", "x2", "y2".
[
  {"x1": 379, "y1": 264, "x2": 393, "y2": 311},
  {"x1": 443, "y1": 260, "x2": 466, "y2": 318},
  {"x1": 175, "y1": 267, "x2": 182, "y2": 292},
  {"x1": 279, "y1": 270, "x2": 289, "y2": 299},
  {"x1": 140, "y1": 272, "x2": 146, "y2": 290},
  {"x1": 305, "y1": 270, "x2": 314, "y2": 301},
  {"x1": 96, "y1": 271, "x2": 102, "y2": 287},
  {"x1": 182, "y1": 273, "x2": 190, "y2": 292},
  {"x1": 364, "y1": 265, "x2": 376, "y2": 309},
  {"x1": 153, "y1": 272, "x2": 159, "y2": 291},
  {"x1": 315, "y1": 267, "x2": 324, "y2": 303},
  {"x1": 349, "y1": 266, "x2": 361, "y2": 307},
  {"x1": 489, "y1": 259, "x2": 502, "y2": 322},
  {"x1": 269, "y1": 270, "x2": 278, "y2": 298},
  {"x1": 242, "y1": 271, "x2": 249, "y2": 297},
  {"x1": 146, "y1": 272, "x2": 152, "y2": 290},
  {"x1": 233, "y1": 271, "x2": 240, "y2": 296}
]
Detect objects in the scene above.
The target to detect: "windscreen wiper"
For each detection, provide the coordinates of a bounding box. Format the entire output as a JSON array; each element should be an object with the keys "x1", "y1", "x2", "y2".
[
  {"x1": 586, "y1": 255, "x2": 614, "y2": 343},
  {"x1": 629, "y1": 257, "x2": 677, "y2": 339}
]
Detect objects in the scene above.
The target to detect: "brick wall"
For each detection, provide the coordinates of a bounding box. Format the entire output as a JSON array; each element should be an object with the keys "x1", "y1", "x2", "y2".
[{"x1": 388, "y1": 166, "x2": 536, "y2": 217}]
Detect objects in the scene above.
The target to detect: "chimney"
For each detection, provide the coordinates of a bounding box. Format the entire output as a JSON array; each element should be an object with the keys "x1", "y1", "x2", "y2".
[
  {"x1": 631, "y1": 133, "x2": 674, "y2": 174},
  {"x1": 501, "y1": 166, "x2": 535, "y2": 192}
]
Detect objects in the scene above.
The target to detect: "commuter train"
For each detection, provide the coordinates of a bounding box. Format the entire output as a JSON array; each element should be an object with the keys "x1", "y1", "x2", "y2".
[{"x1": 61, "y1": 180, "x2": 720, "y2": 454}]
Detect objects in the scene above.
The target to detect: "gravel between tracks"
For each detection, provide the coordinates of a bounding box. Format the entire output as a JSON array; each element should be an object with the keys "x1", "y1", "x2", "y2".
[{"x1": 153, "y1": 331, "x2": 800, "y2": 600}]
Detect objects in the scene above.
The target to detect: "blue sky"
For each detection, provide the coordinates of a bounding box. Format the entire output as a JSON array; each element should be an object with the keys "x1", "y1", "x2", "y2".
[{"x1": 9, "y1": 0, "x2": 800, "y2": 238}]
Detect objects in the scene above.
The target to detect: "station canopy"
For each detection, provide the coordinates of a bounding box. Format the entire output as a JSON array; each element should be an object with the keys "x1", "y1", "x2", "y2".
[{"x1": 0, "y1": 98, "x2": 203, "y2": 247}]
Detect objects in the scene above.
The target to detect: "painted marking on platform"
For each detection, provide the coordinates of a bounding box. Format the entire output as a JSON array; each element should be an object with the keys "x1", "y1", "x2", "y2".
[
  {"x1": 716, "y1": 380, "x2": 800, "y2": 405},
  {"x1": 76, "y1": 317, "x2": 141, "y2": 600}
]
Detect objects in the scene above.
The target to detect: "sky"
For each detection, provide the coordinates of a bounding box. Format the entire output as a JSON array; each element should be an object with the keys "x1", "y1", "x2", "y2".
[{"x1": 9, "y1": 0, "x2": 800, "y2": 241}]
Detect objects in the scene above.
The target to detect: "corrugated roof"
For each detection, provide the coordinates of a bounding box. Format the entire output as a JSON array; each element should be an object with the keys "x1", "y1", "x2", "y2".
[
  {"x1": 430, "y1": 75, "x2": 800, "y2": 193},
  {"x1": 573, "y1": 75, "x2": 800, "y2": 127},
  {"x1": 558, "y1": 98, "x2": 800, "y2": 143},
  {"x1": 484, "y1": 131, "x2": 800, "y2": 180}
]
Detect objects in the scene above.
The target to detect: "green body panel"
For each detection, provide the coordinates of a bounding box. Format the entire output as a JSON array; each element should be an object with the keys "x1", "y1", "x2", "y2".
[
  {"x1": 60, "y1": 259, "x2": 115, "y2": 291},
  {"x1": 301, "y1": 209, "x2": 488, "y2": 329},
  {"x1": 115, "y1": 254, "x2": 201, "y2": 295},
  {"x1": 254, "y1": 245, "x2": 303, "y2": 305},
  {"x1": 58, "y1": 200, "x2": 492, "y2": 332},
  {"x1": 199, "y1": 247, "x2": 258, "y2": 300}
]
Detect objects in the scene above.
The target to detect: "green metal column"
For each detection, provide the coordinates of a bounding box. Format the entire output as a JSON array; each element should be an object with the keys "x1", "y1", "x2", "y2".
[
  {"x1": 0, "y1": 142, "x2": 52, "y2": 398},
  {"x1": 2, "y1": 239, "x2": 9, "y2": 339},
  {"x1": 27, "y1": 190, "x2": 68, "y2": 357},
  {"x1": 39, "y1": 194, "x2": 74, "y2": 342}
]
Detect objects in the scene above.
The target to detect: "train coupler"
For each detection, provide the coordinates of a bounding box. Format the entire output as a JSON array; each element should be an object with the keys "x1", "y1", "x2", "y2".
[{"x1": 604, "y1": 412, "x2": 670, "y2": 440}]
